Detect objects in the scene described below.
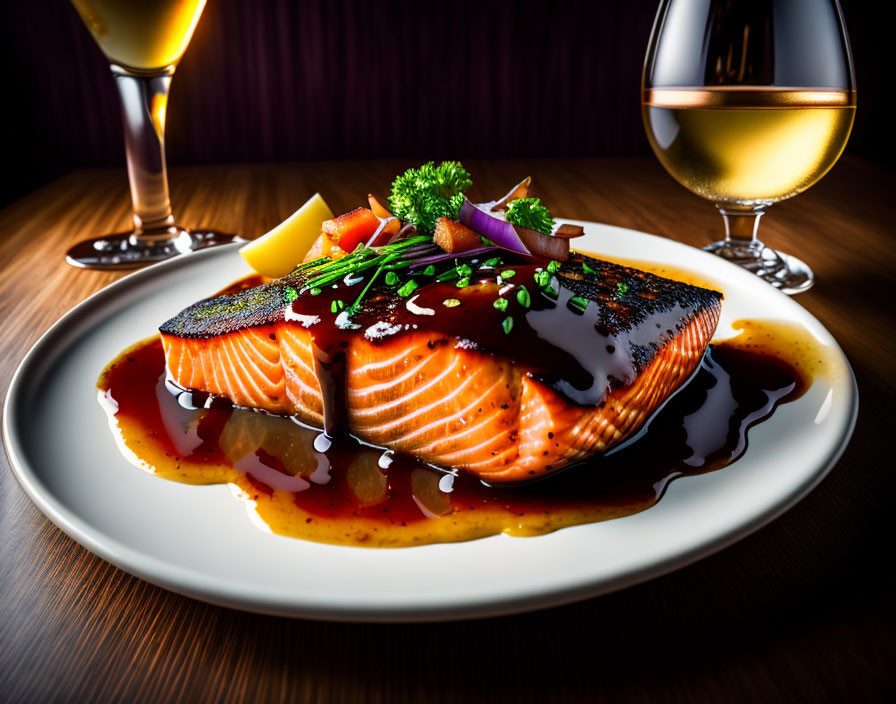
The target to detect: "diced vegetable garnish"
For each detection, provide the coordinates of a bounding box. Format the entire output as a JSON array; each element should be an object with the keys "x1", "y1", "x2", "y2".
[
  {"x1": 239, "y1": 193, "x2": 334, "y2": 278},
  {"x1": 433, "y1": 217, "x2": 482, "y2": 253},
  {"x1": 365, "y1": 216, "x2": 401, "y2": 247},
  {"x1": 322, "y1": 207, "x2": 382, "y2": 253},
  {"x1": 487, "y1": 176, "x2": 531, "y2": 212},
  {"x1": 367, "y1": 194, "x2": 393, "y2": 219}
]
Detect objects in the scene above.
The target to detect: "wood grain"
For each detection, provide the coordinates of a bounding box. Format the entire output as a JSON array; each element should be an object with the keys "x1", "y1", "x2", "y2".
[{"x1": 1, "y1": 158, "x2": 894, "y2": 702}]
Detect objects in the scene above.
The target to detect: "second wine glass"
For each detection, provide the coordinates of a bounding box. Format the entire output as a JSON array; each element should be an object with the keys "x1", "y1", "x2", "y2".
[{"x1": 642, "y1": 0, "x2": 856, "y2": 294}]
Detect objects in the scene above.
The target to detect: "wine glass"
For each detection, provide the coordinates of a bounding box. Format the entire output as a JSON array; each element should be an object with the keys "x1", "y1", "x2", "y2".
[
  {"x1": 642, "y1": 0, "x2": 856, "y2": 294},
  {"x1": 67, "y1": 0, "x2": 235, "y2": 269}
]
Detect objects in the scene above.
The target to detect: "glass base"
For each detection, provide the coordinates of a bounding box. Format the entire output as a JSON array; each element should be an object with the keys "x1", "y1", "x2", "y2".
[
  {"x1": 703, "y1": 240, "x2": 814, "y2": 295},
  {"x1": 66, "y1": 228, "x2": 239, "y2": 270}
]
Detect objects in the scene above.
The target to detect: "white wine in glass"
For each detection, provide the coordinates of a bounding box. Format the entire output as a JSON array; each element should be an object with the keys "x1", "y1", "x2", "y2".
[
  {"x1": 68, "y1": 0, "x2": 235, "y2": 269},
  {"x1": 642, "y1": 0, "x2": 856, "y2": 294}
]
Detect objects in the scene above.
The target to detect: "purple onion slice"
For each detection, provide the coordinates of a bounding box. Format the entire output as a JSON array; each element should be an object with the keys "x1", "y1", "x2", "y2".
[{"x1": 458, "y1": 198, "x2": 573, "y2": 261}]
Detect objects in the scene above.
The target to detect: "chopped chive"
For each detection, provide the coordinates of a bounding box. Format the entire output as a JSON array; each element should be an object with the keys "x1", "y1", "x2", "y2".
[
  {"x1": 540, "y1": 276, "x2": 559, "y2": 299},
  {"x1": 582, "y1": 261, "x2": 595, "y2": 276},
  {"x1": 436, "y1": 269, "x2": 459, "y2": 282},
  {"x1": 502, "y1": 316, "x2": 513, "y2": 334},
  {"x1": 616, "y1": 282, "x2": 630, "y2": 297},
  {"x1": 310, "y1": 287, "x2": 322, "y2": 296},
  {"x1": 456, "y1": 263, "x2": 473, "y2": 277},
  {"x1": 493, "y1": 298, "x2": 508, "y2": 311},
  {"x1": 385, "y1": 271, "x2": 400, "y2": 285},
  {"x1": 456, "y1": 276, "x2": 471, "y2": 288},
  {"x1": 423, "y1": 265, "x2": 436, "y2": 277},
  {"x1": 283, "y1": 286, "x2": 298, "y2": 303},
  {"x1": 330, "y1": 300, "x2": 345, "y2": 313},
  {"x1": 483, "y1": 257, "x2": 502, "y2": 267},
  {"x1": 547, "y1": 260, "x2": 560, "y2": 273},
  {"x1": 516, "y1": 286, "x2": 531, "y2": 308},
  {"x1": 397, "y1": 280, "x2": 419, "y2": 297},
  {"x1": 568, "y1": 296, "x2": 589, "y2": 313},
  {"x1": 500, "y1": 269, "x2": 516, "y2": 280},
  {"x1": 443, "y1": 298, "x2": 461, "y2": 308}
]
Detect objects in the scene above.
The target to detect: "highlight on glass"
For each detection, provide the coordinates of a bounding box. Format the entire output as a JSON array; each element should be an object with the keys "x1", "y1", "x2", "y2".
[{"x1": 642, "y1": 0, "x2": 856, "y2": 293}]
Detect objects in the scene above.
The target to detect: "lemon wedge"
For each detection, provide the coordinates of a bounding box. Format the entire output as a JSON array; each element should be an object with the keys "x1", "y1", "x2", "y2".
[{"x1": 239, "y1": 193, "x2": 334, "y2": 277}]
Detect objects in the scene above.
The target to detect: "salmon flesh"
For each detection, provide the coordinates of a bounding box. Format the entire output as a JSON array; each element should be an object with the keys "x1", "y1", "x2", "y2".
[{"x1": 160, "y1": 254, "x2": 722, "y2": 483}]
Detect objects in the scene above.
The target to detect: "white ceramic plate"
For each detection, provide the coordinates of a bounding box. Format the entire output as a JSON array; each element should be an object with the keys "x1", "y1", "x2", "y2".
[{"x1": 3, "y1": 223, "x2": 857, "y2": 621}]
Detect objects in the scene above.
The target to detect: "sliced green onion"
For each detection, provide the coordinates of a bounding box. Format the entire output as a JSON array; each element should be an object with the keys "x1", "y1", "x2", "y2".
[
  {"x1": 516, "y1": 286, "x2": 530, "y2": 308},
  {"x1": 385, "y1": 271, "x2": 400, "y2": 285},
  {"x1": 493, "y1": 298, "x2": 508, "y2": 311},
  {"x1": 456, "y1": 276, "x2": 470, "y2": 288},
  {"x1": 500, "y1": 269, "x2": 516, "y2": 280},
  {"x1": 398, "y1": 280, "x2": 419, "y2": 297},
  {"x1": 502, "y1": 316, "x2": 513, "y2": 334},
  {"x1": 568, "y1": 295, "x2": 589, "y2": 313}
]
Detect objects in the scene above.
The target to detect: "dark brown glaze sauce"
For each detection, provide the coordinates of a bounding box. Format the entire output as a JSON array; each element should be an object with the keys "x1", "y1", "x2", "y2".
[
  {"x1": 97, "y1": 318, "x2": 819, "y2": 548},
  {"x1": 161, "y1": 253, "x2": 722, "y2": 440}
]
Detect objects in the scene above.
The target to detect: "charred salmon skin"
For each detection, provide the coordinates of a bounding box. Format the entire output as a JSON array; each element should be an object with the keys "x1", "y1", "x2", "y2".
[{"x1": 160, "y1": 252, "x2": 722, "y2": 483}]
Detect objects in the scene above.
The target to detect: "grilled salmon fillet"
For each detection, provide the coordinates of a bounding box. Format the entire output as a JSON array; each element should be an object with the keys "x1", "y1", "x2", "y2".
[{"x1": 160, "y1": 255, "x2": 722, "y2": 482}]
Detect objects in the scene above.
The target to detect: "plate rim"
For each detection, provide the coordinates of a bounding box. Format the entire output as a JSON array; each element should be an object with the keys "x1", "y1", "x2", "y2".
[{"x1": 2, "y1": 226, "x2": 859, "y2": 622}]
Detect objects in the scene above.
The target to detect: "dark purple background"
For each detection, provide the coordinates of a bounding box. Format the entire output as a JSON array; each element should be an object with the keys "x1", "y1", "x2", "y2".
[{"x1": 1, "y1": 0, "x2": 885, "y2": 206}]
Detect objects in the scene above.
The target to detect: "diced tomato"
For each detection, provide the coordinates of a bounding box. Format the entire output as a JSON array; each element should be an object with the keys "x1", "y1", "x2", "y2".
[{"x1": 321, "y1": 208, "x2": 381, "y2": 252}]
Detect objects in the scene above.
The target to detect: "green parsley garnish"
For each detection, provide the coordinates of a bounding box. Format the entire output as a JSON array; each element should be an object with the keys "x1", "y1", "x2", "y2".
[
  {"x1": 504, "y1": 197, "x2": 555, "y2": 235},
  {"x1": 283, "y1": 286, "x2": 298, "y2": 303},
  {"x1": 616, "y1": 282, "x2": 630, "y2": 297},
  {"x1": 502, "y1": 316, "x2": 514, "y2": 334},
  {"x1": 388, "y1": 161, "x2": 472, "y2": 234},
  {"x1": 397, "y1": 280, "x2": 418, "y2": 297},
  {"x1": 500, "y1": 269, "x2": 516, "y2": 279},
  {"x1": 547, "y1": 260, "x2": 560, "y2": 273},
  {"x1": 493, "y1": 298, "x2": 508, "y2": 311},
  {"x1": 568, "y1": 296, "x2": 589, "y2": 313},
  {"x1": 582, "y1": 261, "x2": 595, "y2": 276},
  {"x1": 534, "y1": 270, "x2": 550, "y2": 288},
  {"x1": 516, "y1": 286, "x2": 531, "y2": 308},
  {"x1": 443, "y1": 298, "x2": 461, "y2": 307}
]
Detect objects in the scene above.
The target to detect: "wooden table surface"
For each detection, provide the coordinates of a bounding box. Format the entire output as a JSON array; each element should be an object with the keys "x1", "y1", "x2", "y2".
[{"x1": 1, "y1": 158, "x2": 894, "y2": 702}]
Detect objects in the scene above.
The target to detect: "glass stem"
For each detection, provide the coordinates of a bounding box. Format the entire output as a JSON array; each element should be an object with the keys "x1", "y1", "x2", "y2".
[
  {"x1": 112, "y1": 65, "x2": 180, "y2": 245},
  {"x1": 717, "y1": 205, "x2": 765, "y2": 250}
]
